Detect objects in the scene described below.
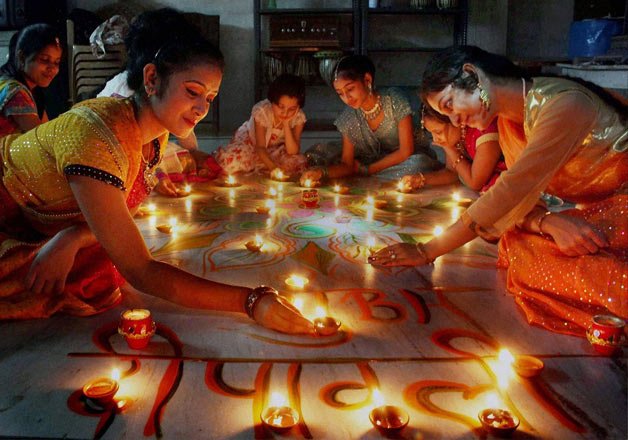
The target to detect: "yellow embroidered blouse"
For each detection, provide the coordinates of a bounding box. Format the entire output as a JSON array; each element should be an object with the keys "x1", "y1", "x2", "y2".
[{"x1": 0, "y1": 97, "x2": 166, "y2": 229}]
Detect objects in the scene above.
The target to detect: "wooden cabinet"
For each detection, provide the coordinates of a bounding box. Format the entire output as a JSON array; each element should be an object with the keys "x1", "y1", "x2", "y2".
[{"x1": 254, "y1": 0, "x2": 468, "y2": 129}]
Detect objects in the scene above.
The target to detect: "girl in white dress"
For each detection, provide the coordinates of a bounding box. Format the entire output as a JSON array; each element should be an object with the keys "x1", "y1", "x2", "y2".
[{"x1": 215, "y1": 74, "x2": 308, "y2": 176}]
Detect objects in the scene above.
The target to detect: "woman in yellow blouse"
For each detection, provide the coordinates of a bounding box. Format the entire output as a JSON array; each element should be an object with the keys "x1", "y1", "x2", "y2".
[
  {"x1": 371, "y1": 46, "x2": 627, "y2": 337},
  {"x1": 0, "y1": 33, "x2": 313, "y2": 335}
]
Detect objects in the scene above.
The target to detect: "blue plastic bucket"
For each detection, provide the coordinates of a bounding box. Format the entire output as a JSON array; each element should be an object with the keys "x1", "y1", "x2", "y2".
[{"x1": 568, "y1": 19, "x2": 623, "y2": 58}]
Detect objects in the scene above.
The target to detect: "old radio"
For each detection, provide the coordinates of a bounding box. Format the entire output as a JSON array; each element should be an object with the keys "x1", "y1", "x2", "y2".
[{"x1": 269, "y1": 16, "x2": 341, "y2": 48}]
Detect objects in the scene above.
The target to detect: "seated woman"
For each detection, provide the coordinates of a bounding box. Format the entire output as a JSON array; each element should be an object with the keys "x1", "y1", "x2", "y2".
[
  {"x1": 214, "y1": 73, "x2": 308, "y2": 177},
  {"x1": 400, "y1": 105, "x2": 505, "y2": 193},
  {"x1": 0, "y1": 32, "x2": 312, "y2": 335},
  {"x1": 371, "y1": 45, "x2": 627, "y2": 337},
  {"x1": 300, "y1": 55, "x2": 438, "y2": 184},
  {"x1": 0, "y1": 24, "x2": 62, "y2": 137},
  {"x1": 98, "y1": 8, "x2": 222, "y2": 197}
]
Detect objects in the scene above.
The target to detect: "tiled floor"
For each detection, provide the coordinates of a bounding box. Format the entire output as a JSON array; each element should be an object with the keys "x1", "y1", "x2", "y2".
[{"x1": 0, "y1": 175, "x2": 625, "y2": 439}]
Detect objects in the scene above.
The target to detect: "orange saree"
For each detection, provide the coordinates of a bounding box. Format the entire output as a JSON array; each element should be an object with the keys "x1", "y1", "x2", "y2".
[{"x1": 477, "y1": 78, "x2": 628, "y2": 337}]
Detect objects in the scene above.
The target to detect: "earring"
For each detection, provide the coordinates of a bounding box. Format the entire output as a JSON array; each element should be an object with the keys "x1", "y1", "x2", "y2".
[
  {"x1": 145, "y1": 85, "x2": 155, "y2": 97},
  {"x1": 477, "y1": 83, "x2": 490, "y2": 111},
  {"x1": 367, "y1": 82, "x2": 372, "y2": 95}
]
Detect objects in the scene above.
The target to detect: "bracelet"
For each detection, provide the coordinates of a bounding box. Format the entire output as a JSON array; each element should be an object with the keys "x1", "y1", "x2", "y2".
[
  {"x1": 452, "y1": 154, "x2": 465, "y2": 171},
  {"x1": 244, "y1": 285, "x2": 278, "y2": 319},
  {"x1": 537, "y1": 211, "x2": 552, "y2": 237},
  {"x1": 415, "y1": 172, "x2": 426, "y2": 189},
  {"x1": 358, "y1": 163, "x2": 369, "y2": 176},
  {"x1": 155, "y1": 171, "x2": 168, "y2": 181},
  {"x1": 415, "y1": 242, "x2": 435, "y2": 265}
]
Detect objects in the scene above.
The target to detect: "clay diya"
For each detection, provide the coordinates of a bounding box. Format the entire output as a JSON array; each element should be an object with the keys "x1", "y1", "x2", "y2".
[
  {"x1": 374, "y1": 199, "x2": 388, "y2": 209},
  {"x1": 369, "y1": 405, "x2": 410, "y2": 436},
  {"x1": 285, "y1": 275, "x2": 309, "y2": 290},
  {"x1": 396, "y1": 180, "x2": 412, "y2": 193},
  {"x1": 301, "y1": 189, "x2": 319, "y2": 209},
  {"x1": 301, "y1": 178, "x2": 319, "y2": 188},
  {"x1": 313, "y1": 316, "x2": 341, "y2": 336},
  {"x1": 587, "y1": 314, "x2": 626, "y2": 356},
  {"x1": 222, "y1": 175, "x2": 241, "y2": 187},
  {"x1": 333, "y1": 184, "x2": 350, "y2": 195},
  {"x1": 478, "y1": 408, "x2": 520, "y2": 437},
  {"x1": 82, "y1": 377, "x2": 119, "y2": 406},
  {"x1": 261, "y1": 405, "x2": 300, "y2": 432},
  {"x1": 512, "y1": 355, "x2": 544, "y2": 378},
  {"x1": 176, "y1": 184, "x2": 192, "y2": 197},
  {"x1": 270, "y1": 169, "x2": 290, "y2": 182},
  {"x1": 118, "y1": 309, "x2": 156, "y2": 349},
  {"x1": 245, "y1": 235, "x2": 264, "y2": 252},
  {"x1": 156, "y1": 224, "x2": 172, "y2": 234}
]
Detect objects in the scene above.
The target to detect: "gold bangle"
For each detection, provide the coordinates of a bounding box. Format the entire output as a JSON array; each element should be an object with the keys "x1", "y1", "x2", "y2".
[
  {"x1": 537, "y1": 211, "x2": 552, "y2": 237},
  {"x1": 415, "y1": 242, "x2": 435, "y2": 265},
  {"x1": 416, "y1": 172, "x2": 426, "y2": 189}
]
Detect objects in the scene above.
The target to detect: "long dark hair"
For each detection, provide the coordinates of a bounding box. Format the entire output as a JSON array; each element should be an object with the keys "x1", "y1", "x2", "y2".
[
  {"x1": 0, "y1": 23, "x2": 60, "y2": 117},
  {"x1": 421, "y1": 45, "x2": 626, "y2": 118},
  {"x1": 420, "y1": 45, "x2": 529, "y2": 101},
  {"x1": 125, "y1": 8, "x2": 224, "y2": 95},
  {"x1": 267, "y1": 73, "x2": 306, "y2": 107},
  {"x1": 333, "y1": 54, "x2": 376, "y2": 83}
]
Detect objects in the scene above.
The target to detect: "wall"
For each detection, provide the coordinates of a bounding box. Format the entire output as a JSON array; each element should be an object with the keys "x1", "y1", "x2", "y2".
[
  {"x1": 68, "y1": 0, "x2": 509, "y2": 132},
  {"x1": 506, "y1": 0, "x2": 574, "y2": 60}
]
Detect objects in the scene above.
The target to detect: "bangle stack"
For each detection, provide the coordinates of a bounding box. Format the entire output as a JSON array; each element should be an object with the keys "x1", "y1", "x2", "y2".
[
  {"x1": 537, "y1": 211, "x2": 552, "y2": 237},
  {"x1": 415, "y1": 242, "x2": 435, "y2": 265},
  {"x1": 244, "y1": 286, "x2": 278, "y2": 319},
  {"x1": 415, "y1": 172, "x2": 426, "y2": 189}
]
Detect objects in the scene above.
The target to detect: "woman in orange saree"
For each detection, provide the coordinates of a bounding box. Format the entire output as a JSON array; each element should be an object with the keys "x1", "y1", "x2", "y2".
[{"x1": 371, "y1": 46, "x2": 627, "y2": 337}]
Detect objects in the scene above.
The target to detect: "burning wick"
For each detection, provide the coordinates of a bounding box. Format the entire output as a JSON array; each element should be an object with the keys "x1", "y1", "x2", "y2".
[
  {"x1": 313, "y1": 306, "x2": 341, "y2": 336},
  {"x1": 260, "y1": 392, "x2": 299, "y2": 432},
  {"x1": 369, "y1": 389, "x2": 409, "y2": 435}
]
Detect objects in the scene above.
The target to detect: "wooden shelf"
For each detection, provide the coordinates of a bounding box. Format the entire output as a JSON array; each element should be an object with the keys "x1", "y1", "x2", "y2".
[
  {"x1": 260, "y1": 8, "x2": 354, "y2": 15},
  {"x1": 367, "y1": 7, "x2": 466, "y2": 15}
]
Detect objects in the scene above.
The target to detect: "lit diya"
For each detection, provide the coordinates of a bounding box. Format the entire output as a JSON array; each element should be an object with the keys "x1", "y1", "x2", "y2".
[
  {"x1": 396, "y1": 179, "x2": 412, "y2": 193},
  {"x1": 256, "y1": 199, "x2": 275, "y2": 215},
  {"x1": 245, "y1": 235, "x2": 265, "y2": 252},
  {"x1": 369, "y1": 390, "x2": 409, "y2": 436},
  {"x1": 176, "y1": 184, "x2": 192, "y2": 197},
  {"x1": 452, "y1": 191, "x2": 473, "y2": 207},
  {"x1": 261, "y1": 392, "x2": 299, "y2": 432},
  {"x1": 270, "y1": 168, "x2": 290, "y2": 182},
  {"x1": 222, "y1": 174, "x2": 241, "y2": 187},
  {"x1": 333, "y1": 184, "x2": 350, "y2": 194},
  {"x1": 118, "y1": 309, "x2": 156, "y2": 349},
  {"x1": 512, "y1": 355, "x2": 544, "y2": 378},
  {"x1": 285, "y1": 274, "x2": 309, "y2": 291},
  {"x1": 478, "y1": 408, "x2": 520, "y2": 437},
  {"x1": 301, "y1": 178, "x2": 319, "y2": 188},
  {"x1": 82, "y1": 370, "x2": 120, "y2": 406}
]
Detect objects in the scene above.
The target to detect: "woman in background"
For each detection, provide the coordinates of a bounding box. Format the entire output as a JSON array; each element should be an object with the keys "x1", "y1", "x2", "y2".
[
  {"x1": 0, "y1": 24, "x2": 62, "y2": 137},
  {"x1": 372, "y1": 45, "x2": 627, "y2": 337},
  {"x1": 301, "y1": 55, "x2": 438, "y2": 184}
]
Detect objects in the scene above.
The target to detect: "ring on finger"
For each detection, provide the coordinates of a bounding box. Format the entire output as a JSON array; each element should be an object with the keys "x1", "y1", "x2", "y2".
[{"x1": 390, "y1": 253, "x2": 397, "y2": 260}]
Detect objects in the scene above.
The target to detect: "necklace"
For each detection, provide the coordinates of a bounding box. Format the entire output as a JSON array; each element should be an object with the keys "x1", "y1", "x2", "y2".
[
  {"x1": 141, "y1": 139, "x2": 161, "y2": 192},
  {"x1": 361, "y1": 95, "x2": 382, "y2": 121}
]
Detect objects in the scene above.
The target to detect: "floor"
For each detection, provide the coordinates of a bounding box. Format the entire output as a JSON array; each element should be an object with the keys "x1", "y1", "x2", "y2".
[{"x1": 0, "y1": 175, "x2": 625, "y2": 439}]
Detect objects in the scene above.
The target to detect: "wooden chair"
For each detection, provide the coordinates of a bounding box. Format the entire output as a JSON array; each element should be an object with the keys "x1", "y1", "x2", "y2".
[{"x1": 67, "y1": 19, "x2": 126, "y2": 105}]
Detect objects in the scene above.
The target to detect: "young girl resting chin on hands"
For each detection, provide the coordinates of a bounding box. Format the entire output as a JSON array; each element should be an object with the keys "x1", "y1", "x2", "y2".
[{"x1": 215, "y1": 73, "x2": 308, "y2": 177}]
